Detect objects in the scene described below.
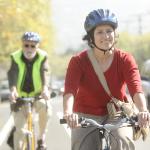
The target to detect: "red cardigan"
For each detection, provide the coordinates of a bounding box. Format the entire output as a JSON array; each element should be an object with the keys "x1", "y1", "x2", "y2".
[{"x1": 64, "y1": 49, "x2": 143, "y2": 116}]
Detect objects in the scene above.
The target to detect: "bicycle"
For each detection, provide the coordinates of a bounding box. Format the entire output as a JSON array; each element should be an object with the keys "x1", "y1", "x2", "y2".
[
  {"x1": 7, "y1": 92, "x2": 56, "y2": 150},
  {"x1": 10, "y1": 97, "x2": 41, "y2": 150},
  {"x1": 60, "y1": 115, "x2": 141, "y2": 150},
  {"x1": 18, "y1": 97, "x2": 38, "y2": 150}
]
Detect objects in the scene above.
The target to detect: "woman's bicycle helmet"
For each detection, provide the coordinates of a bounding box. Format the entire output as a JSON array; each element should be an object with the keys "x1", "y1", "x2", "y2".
[
  {"x1": 22, "y1": 32, "x2": 41, "y2": 43},
  {"x1": 84, "y1": 9, "x2": 118, "y2": 33}
]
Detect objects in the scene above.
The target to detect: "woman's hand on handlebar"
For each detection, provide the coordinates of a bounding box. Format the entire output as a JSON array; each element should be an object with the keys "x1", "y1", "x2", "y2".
[
  {"x1": 138, "y1": 111, "x2": 150, "y2": 128},
  {"x1": 63, "y1": 113, "x2": 80, "y2": 128}
]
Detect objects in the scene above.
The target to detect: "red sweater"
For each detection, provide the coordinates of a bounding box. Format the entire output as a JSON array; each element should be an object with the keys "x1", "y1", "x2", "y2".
[{"x1": 64, "y1": 49, "x2": 143, "y2": 116}]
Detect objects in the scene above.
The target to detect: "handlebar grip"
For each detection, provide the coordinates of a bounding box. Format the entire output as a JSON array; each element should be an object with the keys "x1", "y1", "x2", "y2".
[
  {"x1": 60, "y1": 118, "x2": 84, "y2": 124},
  {"x1": 60, "y1": 119, "x2": 67, "y2": 124},
  {"x1": 131, "y1": 116, "x2": 138, "y2": 122}
]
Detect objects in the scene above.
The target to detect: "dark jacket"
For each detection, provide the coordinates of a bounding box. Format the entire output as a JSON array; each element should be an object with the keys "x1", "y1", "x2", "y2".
[{"x1": 7, "y1": 49, "x2": 50, "y2": 94}]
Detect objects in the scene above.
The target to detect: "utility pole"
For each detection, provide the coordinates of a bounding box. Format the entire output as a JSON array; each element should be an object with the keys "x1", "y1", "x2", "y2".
[{"x1": 137, "y1": 14, "x2": 142, "y2": 35}]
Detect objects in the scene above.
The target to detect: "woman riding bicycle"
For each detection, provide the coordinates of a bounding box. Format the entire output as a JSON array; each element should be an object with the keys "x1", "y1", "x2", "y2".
[{"x1": 63, "y1": 9, "x2": 150, "y2": 150}]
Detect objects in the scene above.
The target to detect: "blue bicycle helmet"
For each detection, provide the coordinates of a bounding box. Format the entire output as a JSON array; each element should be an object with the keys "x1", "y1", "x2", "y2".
[
  {"x1": 84, "y1": 9, "x2": 118, "y2": 33},
  {"x1": 22, "y1": 32, "x2": 41, "y2": 43}
]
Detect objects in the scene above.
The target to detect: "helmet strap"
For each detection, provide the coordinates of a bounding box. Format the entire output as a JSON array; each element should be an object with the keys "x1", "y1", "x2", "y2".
[
  {"x1": 92, "y1": 42, "x2": 115, "y2": 55},
  {"x1": 89, "y1": 33, "x2": 114, "y2": 54}
]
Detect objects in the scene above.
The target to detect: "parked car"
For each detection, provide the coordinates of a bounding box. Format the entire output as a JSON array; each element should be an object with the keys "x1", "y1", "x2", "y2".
[
  {"x1": 50, "y1": 79, "x2": 64, "y2": 96},
  {"x1": 0, "y1": 80, "x2": 10, "y2": 102}
]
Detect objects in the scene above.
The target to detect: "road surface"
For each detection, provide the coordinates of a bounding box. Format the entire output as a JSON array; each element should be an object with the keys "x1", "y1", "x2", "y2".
[{"x1": 0, "y1": 96, "x2": 150, "y2": 150}]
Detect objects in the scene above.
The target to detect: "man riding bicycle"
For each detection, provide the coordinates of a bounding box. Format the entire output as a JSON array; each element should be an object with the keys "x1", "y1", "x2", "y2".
[{"x1": 7, "y1": 31, "x2": 51, "y2": 150}]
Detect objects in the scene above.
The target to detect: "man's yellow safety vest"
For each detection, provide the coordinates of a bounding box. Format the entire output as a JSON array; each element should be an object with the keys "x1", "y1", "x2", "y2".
[{"x1": 11, "y1": 49, "x2": 47, "y2": 97}]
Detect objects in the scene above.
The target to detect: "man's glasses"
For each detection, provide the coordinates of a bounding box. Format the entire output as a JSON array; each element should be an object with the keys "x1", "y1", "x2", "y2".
[{"x1": 24, "y1": 44, "x2": 36, "y2": 48}]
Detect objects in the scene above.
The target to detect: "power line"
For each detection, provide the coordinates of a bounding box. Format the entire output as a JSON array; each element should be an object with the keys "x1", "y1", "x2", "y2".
[{"x1": 120, "y1": 12, "x2": 150, "y2": 34}]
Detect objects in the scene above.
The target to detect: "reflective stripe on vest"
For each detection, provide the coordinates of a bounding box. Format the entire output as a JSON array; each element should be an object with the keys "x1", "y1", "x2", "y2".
[{"x1": 11, "y1": 49, "x2": 46, "y2": 97}]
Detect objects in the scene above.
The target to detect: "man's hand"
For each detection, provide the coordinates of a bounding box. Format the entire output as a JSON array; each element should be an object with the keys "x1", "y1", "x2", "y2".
[
  {"x1": 41, "y1": 86, "x2": 50, "y2": 100},
  {"x1": 9, "y1": 86, "x2": 18, "y2": 103}
]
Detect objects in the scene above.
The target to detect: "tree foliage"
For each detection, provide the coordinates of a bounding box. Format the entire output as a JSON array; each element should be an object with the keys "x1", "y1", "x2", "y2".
[
  {"x1": 0, "y1": 0, "x2": 54, "y2": 62},
  {"x1": 117, "y1": 32, "x2": 150, "y2": 70},
  {"x1": 0, "y1": 0, "x2": 150, "y2": 79},
  {"x1": 55, "y1": 31, "x2": 150, "y2": 78}
]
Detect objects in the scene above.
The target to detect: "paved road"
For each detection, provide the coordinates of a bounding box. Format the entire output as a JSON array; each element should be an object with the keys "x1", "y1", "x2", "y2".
[
  {"x1": 0, "y1": 97, "x2": 150, "y2": 150},
  {"x1": 0, "y1": 97, "x2": 70, "y2": 150},
  {"x1": 0, "y1": 102, "x2": 11, "y2": 129}
]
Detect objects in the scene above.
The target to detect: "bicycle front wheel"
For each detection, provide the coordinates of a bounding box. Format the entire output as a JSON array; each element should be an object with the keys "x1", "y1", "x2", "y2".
[
  {"x1": 28, "y1": 131, "x2": 36, "y2": 150},
  {"x1": 22, "y1": 132, "x2": 35, "y2": 150}
]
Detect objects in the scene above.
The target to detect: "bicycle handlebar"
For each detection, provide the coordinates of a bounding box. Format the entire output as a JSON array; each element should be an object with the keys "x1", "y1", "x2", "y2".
[
  {"x1": 17, "y1": 97, "x2": 35, "y2": 102},
  {"x1": 80, "y1": 117, "x2": 136, "y2": 130},
  {"x1": 60, "y1": 115, "x2": 149, "y2": 150},
  {"x1": 10, "y1": 96, "x2": 42, "y2": 112},
  {"x1": 60, "y1": 116, "x2": 139, "y2": 130},
  {"x1": 60, "y1": 118, "x2": 83, "y2": 124},
  {"x1": 16, "y1": 96, "x2": 41, "y2": 102}
]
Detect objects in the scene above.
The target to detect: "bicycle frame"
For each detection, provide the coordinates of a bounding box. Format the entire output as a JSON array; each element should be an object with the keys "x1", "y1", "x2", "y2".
[
  {"x1": 27, "y1": 102, "x2": 35, "y2": 150},
  {"x1": 60, "y1": 116, "x2": 139, "y2": 150},
  {"x1": 18, "y1": 97, "x2": 36, "y2": 150},
  {"x1": 83, "y1": 117, "x2": 140, "y2": 150}
]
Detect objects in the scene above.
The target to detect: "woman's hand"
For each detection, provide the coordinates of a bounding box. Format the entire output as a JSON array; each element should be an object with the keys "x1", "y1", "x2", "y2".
[
  {"x1": 133, "y1": 93, "x2": 150, "y2": 127},
  {"x1": 138, "y1": 111, "x2": 150, "y2": 127},
  {"x1": 63, "y1": 113, "x2": 80, "y2": 128}
]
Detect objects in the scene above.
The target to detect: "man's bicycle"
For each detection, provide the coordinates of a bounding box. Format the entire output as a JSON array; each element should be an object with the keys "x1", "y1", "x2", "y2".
[
  {"x1": 8, "y1": 97, "x2": 41, "y2": 150},
  {"x1": 18, "y1": 97, "x2": 37, "y2": 150},
  {"x1": 7, "y1": 92, "x2": 56, "y2": 150},
  {"x1": 60, "y1": 115, "x2": 148, "y2": 150},
  {"x1": 12, "y1": 97, "x2": 41, "y2": 150}
]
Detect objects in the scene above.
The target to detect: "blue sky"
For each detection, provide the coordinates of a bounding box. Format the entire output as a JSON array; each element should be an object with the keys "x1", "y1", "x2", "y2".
[{"x1": 51, "y1": 0, "x2": 150, "y2": 53}]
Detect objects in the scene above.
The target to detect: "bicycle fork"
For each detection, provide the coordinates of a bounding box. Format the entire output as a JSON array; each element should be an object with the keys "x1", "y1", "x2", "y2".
[
  {"x1": 22, "y1": 103, "x2": 35, "y2": 150},
  {"x1": 100, "y1": 130, "x2": 110, "y2": 150},
  {"x1": 28, "y1": 107, "x2": 35, "y2": 150}
]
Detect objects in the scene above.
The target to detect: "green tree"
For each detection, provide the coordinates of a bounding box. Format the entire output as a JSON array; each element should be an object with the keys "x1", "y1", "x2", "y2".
[
  {"x1": 117, "y1": 32, "x2": 150, "y2": 70},
  {"x1": 0, "y1": 0, "x2": 54, "y2": 62}
]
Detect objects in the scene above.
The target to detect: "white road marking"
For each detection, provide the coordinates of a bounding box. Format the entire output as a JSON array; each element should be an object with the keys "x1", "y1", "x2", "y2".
[{"x1": 0, "y1": 114, "x2": 14, "y2": 146}]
